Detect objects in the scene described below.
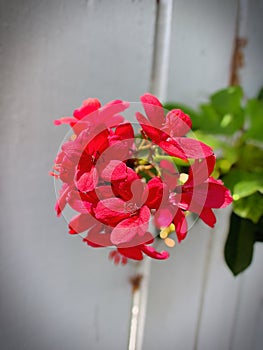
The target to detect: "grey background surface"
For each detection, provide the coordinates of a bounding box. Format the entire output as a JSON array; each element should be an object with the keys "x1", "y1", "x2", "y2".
[{"x1": 1, "y1": 1, "x2": 262, "y2": 349}]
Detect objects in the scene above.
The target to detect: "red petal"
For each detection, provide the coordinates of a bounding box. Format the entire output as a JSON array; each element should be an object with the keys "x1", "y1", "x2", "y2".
[
  {"x1": 115, "y1": 123, "x2": 134, "y2": 140},
  {"x1": 94, "y1": 198, "x2": 130, "y2": 226},
  {"x1": 78, "y1": 186, "x2": 114, "y2": 207},
  {"x1": 100, "y1": 160, "x2": 128, "y2": 182},
  {"x1": 104, "y1": 114, "x2": 125, "y2": 128},
  {"x1": 186, "y1": 155, "x2": 216, "y2": 186},
  {"x1": 159, "y1": 160, "x2": 179, "y2": 190},
  {"x1": 181, "y1": 181, "x2": 232, "y2": 210},
  {"x1": 146, "y1": 177, "x2": 169, "y2": 209},
  {"x1": 75, "y1": 167, "x2": 98, "y2": 192},
  {"x1": 173, "y1": 209, "x2": 188, "y2": 242},
  {"x1": 99, "y1": 100, "x2": 129, "y2": 121},
  {"x1": 221, "y1": 188, "x2": 233, "y2": 208},
  {"x1": 69, "y1": 213, "x2": 96, "y2": 234},
  {"x1": 138, "y1": 205, "x2": 151, "y2": 226},
  {"x1": 99, "y1": 139, "x2": 131, "y2": 164},
  {"x1": 111, "y1": 219, "x2": 139, "y2": 245},
  {"x1": 136, "y1": 112, "x2": 163, "y2": 143},
  {"x1": 73, "y1": 98, "x2": 101, "y2": 120},
  {"x1": 67, "y1": 190, "x2": 93, "y2": 214},
  {"x1": 95, "y1": 186, "x2": 115, "y2": 201},
  {"x1": 61, "y1": 140, "x2": 84, "y2": 161},
  {"x1": 174, "y1": 138, "x2": 213, "y2": 159},
  {"x1": 117, "y1": 247, "x2": 143, "y2": 260},
  {"x1": 83, "y1": 224, "x2": 112, "y2": 247},
  {"x1": 54, "y1": 117, "x2": 77, "y2": 126},
  {"x1": 85, "y1": 128, "x2": 110, "y2": 157},
  {"x1": 129, "y1": 179, "x2": 148, "y2": 207},
  {"x1": 199, "y1": 207, "x2": 216, "y2": 227},
  {"x1": 140, "y1": 93, "x2": 165, "y2": 128},
  {"x1": 160, "y1": 138, "x2": 213, "y2": 160},
  {"x1": 141, "y1": 245, "x2": 169, "y2": 260},
  {"x1": 111, "y1": 206, "x2": 150, "y2": 245},
  {"x1": 162, "y1": 109, "x2": 192, "y2": 136},
  {"x1": 207, "y1": 178, "x2": 233, "y2": 208},
  {"x1": 154, "y1": 205, "x2": 174, "y2": 228},
  {"x1": 159, "y1": 140, "x2": 188, "y2": 160},
  {"x1": 54, "y1": 150, "x2": 65, "y2": 164},
  {"x1": 55, "y1": 184, "x2": 72, "y2": 216},
  {"x1": 117, "y1": 232, "x2": 154, "y2": 249},
  {"x1": 112, "y1": 167, "x2": 139, "y2": 201},
  {"x1": 204, "y1": 182, "x2": 231, "y2": 208},
  {"x1": 71, "y1": 120, "x2": 93, "y2": 136}
]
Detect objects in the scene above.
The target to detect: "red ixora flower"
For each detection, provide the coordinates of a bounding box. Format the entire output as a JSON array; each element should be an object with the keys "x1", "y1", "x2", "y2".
[
  {"x1": 65, "y1": 162, "x2": 170, "y2": 261},
  {"x1": 54, "y1": 98, "x2": 129, "y2": 136},
  {"x1": 136, "y1": 93, "x2": 213, "y2": 160},
  {"x1": 154, "y1": 155, "x2": 232, "y2": 240},
  {"x1": 51, "y1": 94, "x2": 232, "y2": 265}
]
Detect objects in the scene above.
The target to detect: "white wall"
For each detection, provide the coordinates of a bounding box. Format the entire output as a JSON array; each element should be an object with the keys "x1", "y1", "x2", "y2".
[{"x1": 0, "y1": 1, "x2": 262, "y2": 349}]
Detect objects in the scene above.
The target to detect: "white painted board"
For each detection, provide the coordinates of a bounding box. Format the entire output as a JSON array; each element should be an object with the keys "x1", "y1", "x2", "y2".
[
  {"x1": 144, "y1": 1, "x2": 239, "y2": 349},
  {"x1": 1, "y1": 0, "x2": 262, "y2": 349},
  {"x1": 0, "y1": 1, "x2": 156, "y2": 349},
  {"x1": 240, "y1": 0, "x2": 263, "y2": 98},
  {"x1": 166, "y1": 0, "x2": 238, "y2": 106}
]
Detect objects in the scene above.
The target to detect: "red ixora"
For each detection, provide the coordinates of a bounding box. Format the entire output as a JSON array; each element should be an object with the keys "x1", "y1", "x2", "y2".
[
  {"x1": 51, "y1": 94, "x2": 232, "y2": 265},
  {"x1": 62, "y1": 162, "x2": 170, "y2": 263},
  {"x1": 51, "y1": 98, "x2": 171, "y2": 264},
  {"x1": 136, "y1": 93, "x2": 213, "y2": 160},
  {"x1": 155, "y1": 155, "x2": 232, "y2": 239}
]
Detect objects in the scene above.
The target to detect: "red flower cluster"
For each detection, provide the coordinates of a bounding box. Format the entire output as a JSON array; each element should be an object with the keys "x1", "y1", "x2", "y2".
[{"x1": 51, "y1": 94, "x2": 232, "y2": 264}]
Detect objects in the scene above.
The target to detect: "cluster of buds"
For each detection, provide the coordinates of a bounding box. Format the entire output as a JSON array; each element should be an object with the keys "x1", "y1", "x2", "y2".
[{"x1": 51, "y1": 93, "x2": 232, "y2": 264}]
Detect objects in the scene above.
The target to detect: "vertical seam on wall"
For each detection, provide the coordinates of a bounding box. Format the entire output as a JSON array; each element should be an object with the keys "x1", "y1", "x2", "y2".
[
  {"x1": 149, "y1": 0, "x2": 159, "y2": 94},
  {"x1": 150, "y1": 0, "x2": 173, "y2": 100},
  {"x1": 193, "y1": 232, "x2": 214, "y2": 350},
  {"x1": 229, "y1": 0, "x2": 248, "y2": 86},
  {"x1": 132, "y1": 2, "x2": 174, "y2": 349},
  {"x1": 228, "y1": 2, "x2": 248, "y2": 344},
  {"x1": 228, "y1": 276, "x2": 244, "y2": 350}
]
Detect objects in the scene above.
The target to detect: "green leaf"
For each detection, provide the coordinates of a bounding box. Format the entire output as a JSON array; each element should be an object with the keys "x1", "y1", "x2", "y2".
[
  {"x1": 216, "y1": 159, "x2": 233, "y2": 175},
  {"x1": 223, "y1": 170, "x2": 263, "y2": 223},
  {"x1": 233, "y1": 192, "x2": 263, "y2": 223},
  {"x1": 224, "y1": 212, "x2": 256, "y2": 275},
  {"x1": 254, "y1": 216, "x2": 263, "y2": 242},
  {"x1": 222, "y1": 169, "x2": 248, "y2": 195},
  {"x1": 209, "y1": 87, "x2": 245, "y2": 134},
  {"x1": 257, "y1": 87, "x2": 263, "y2": 101},
  {"x1": 233, "y1": 178, "x2": 263, "y2": 200},
  {"x1": 220, "y1": 143, "x2": 239, "y2": 167},
  {"x1": 236, "y1": 143, "x2": 263, "y2": 171},
  {"x1": 198, "y1": 103, "x2": 222, "y2": 134},
  {"x1": 166, "y1": 87, "x2": 245, "y2": 135},
  {"x1": 197, "y1": 105, "x2": 244, "y2": 136},
  {"x1": 223, "y1": 170, "x2": 263, "y2": 198},
  {"x1": 244, "y1": 99, "x2": 263, "y2": 142},
  {"x1": 211, "y1": 86, "x2": 243, "y2": 115}
]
